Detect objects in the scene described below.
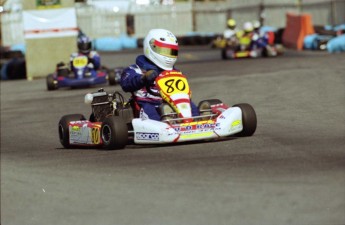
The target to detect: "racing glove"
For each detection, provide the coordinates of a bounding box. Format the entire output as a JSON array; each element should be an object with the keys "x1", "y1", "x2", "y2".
[
  {"x1": 87, "y1": 63, "x2": 94, "y2": 69},
  {"x1": 142, "y1": 70, "x2": 159, "y2": 85}
]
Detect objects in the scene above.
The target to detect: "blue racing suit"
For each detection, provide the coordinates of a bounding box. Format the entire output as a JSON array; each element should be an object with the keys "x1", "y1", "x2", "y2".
[
  {"x1": 120, "y1": 55, "x2": 199, "y2": 121},
  {"x1": 251, "y1": 30, "x2": 269, "y2": 50}
]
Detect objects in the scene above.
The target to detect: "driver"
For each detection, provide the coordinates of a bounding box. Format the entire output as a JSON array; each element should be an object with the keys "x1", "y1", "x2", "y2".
[
  {"x1": 223, "y1": 18, "x2": 238, "y2": 40},
  {"x1": 69, "y1": 35, "x2": 101, "y2": 77},
  {"x1": 120, "y1": 28, "x2": 200, "y2": 121},
  {"x1": 239, "y1": 21, "x2": 254, "y2": 50}
]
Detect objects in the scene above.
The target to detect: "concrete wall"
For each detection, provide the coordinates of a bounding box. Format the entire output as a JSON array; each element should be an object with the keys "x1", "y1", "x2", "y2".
[
  {"x1": 76, "y1": 5, "x2": 127, "y2": 39},
  {"x1": 2, "y1": 0, "x2": 345, "y2": 46},
  {"x1": 130, "y1": 3, "x2": 193, "y2": 37}
]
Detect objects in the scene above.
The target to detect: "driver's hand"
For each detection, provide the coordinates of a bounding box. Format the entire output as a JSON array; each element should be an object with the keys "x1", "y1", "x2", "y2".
[
  {"x1": 142, "y1": 70, "x2": 158, "y2": 84},
  {"x1": 87, "y1": 63, "x2": 94, "y2": 69}
]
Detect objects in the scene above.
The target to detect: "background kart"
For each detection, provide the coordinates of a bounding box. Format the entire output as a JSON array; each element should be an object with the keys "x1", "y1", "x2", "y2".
[
  {"x1": 221, "y1": 45, "x2": 279, "y2": 59},
  {"x1": 221, "y1": 31, "x2": 283, "y2": 60},
  {"x1": 58, "y1": 71, "x2": 257, "y2": 150},
  {"x1": 46, "y1": 58, "x2": 123, "y2": 90}
]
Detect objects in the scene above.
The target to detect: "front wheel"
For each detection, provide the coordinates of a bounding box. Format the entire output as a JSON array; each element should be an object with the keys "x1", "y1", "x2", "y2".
[
  {"x1": 221, "y1": 48, "x2": 228, "y2": 60},
  {"x1": 108, "y1": 70, "x2": 117, "y2": 85},
  {"x1": 47, "y1": 74, "x2": 58, "y2": 91},
  {"x1": 101, "y1": 116, "x2": 128, "y2": 150},
  {"x1": 233, "y1": 103, "x2": 257, "y2": 137},
  {"x1": 58, "y1": 114, "x2": 86, "y2": 148}
]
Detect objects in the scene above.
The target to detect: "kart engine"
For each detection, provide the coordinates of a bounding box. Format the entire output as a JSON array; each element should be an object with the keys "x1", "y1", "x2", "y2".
[{"x1": 85, "y1": 88, "x2": 133, "y2": 123}]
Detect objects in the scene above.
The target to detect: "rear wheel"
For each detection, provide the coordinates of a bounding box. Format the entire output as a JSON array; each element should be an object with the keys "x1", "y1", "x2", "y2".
[
  {"x1": 233, "y1": 103, "x2": 257, "y2": 136},
  {"x1": 47, "y1": 74, "x2": 58, "y2": 91},
  {"x1": 101, "y1": 116, "x2": 128, "y2": 150},
  {"x1": 58, "y1": 114, "x2": 86, "y2": 148}
]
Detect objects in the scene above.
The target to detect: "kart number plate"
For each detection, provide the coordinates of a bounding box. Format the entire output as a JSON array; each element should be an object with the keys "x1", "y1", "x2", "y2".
[
  {"x1": 156, "y1": 72, "x2": 190, "y2": 96},
  {"x1": 72, "y1": 56, "x2": 88, "y2": 68}
]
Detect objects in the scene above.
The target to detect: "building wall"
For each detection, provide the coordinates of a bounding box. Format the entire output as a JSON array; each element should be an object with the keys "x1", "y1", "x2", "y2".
[{"x1": 1, "y1": 0, "x2": 345, "y2": 46}]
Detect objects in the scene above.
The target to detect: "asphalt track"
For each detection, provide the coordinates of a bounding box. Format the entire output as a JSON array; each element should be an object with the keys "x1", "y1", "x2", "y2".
[{"x1": 1, "y1": 46, "x2": 345, "y2": 225}]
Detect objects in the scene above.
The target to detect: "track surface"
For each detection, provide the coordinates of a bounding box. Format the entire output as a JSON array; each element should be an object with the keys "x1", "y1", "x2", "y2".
[{"x1": 1, "y1": 47, "x2": 345, "y2": 225}]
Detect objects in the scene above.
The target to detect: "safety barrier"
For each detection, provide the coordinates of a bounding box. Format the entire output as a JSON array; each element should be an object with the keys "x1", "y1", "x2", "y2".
[
  {"x1": 327, "y1": 34, "x2": 345, "y2": 53},
  {"x1": 282, "y1": 13, "x2": 315, "y2": 50}
]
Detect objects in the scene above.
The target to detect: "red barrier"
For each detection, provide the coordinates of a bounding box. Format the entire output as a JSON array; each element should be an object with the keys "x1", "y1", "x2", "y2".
[{"x1": 282, "y1": 13, "x2": 315, "y2": 50}]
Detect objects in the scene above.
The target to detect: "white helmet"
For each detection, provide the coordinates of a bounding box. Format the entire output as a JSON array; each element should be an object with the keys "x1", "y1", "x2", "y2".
[
  {"x1": 143, "y1": 29, "x2": 178, "y2": 70},
  {"x1": 253, "y1": 20, "x2": 261, "y2": 29},
  {"x1": 243, "y1": 21, "x2": 254, "y2": 33}
]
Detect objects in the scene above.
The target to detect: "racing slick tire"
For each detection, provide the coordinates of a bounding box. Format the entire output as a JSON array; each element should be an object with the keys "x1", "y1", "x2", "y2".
[
  {"x1": 46, "y1": 74, "x2": 58, "y2": 91},
  {"x1": 58, "y1": 114, "x2": 86, "y2": 148},
  {"x1": 101, "y1": 116, "x2": 128, "y2": 150},
  {"x1": 233, "y1": 103, "x2": 257, "y2": 137},
  {"x1": 108, "y1": 70, "x2": 117, "y2": 86},
  {"x1": 221, "y1": 48, "x2": 228, "y2": 60}
]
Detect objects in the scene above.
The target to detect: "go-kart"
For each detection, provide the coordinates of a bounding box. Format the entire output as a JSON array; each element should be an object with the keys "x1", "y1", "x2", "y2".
[
  {"x1": 46, "y1": 55, "x2": 122, "y2": 90},
  {"x1": 221, "y1": 31, "x2": 280, "y2": 60},
  {"x1": 58, "y1": 70, "x2": 257, "y2": 150}
]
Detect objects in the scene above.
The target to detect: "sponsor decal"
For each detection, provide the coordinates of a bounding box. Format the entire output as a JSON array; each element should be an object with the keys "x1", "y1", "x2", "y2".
[
  {"x1": 70, "y1": 126, "x2": 82, "y2": 139},
  {"x1": 136, "y1": 132, "x2": 160, "y2": 141},
  {"x1": 70, "y1": 121, "x2": 86, "y2": 125},
  {"x1": 180, "y1": 103, "x2": 189, "y2": 109},
  {"x1": 71, "y1": 125, "x2": 80, "y2": 131},
  {"x1": 173, "y1": 120, "x2": 220, "y2": 132},
  {"x1": 230, "y1": 120, "x2": 242, "y2": 131},
  {"x1": 180, "y1": 131, "x2": 214, "y2": 139},
  {"x1": 36, "y1": 0, "x2": 61, "y2": 9},
  {"x1": 231, "y1": 120, "x2": 241, "y2": 127}
]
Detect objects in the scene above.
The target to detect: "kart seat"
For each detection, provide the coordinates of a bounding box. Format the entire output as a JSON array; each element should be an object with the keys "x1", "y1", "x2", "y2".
[{"x1": 56, "y1": 62, "x2": 70, "y2": 77}]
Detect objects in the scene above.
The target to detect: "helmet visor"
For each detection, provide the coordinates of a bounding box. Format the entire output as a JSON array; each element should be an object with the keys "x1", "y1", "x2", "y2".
[
  {"x1": 78, "y1": 42, "x2": 91, "y2": 51},
  {"x1": 150, "y1": 39, "x2": 178, "y2": 58}
]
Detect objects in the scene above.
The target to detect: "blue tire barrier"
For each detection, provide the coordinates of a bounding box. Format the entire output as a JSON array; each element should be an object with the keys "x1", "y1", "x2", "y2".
[
  {"x1": 260, "y1": 26, "x2": 278, "y2": 33},
  {"x1": 10, "y1": 43, "x2": 26, "y2": 55},
  {"x1": 304, "y1": 34, "x2": 335, "y2": 50},
  {"x1": 304, "y1": 34, "x2": 318, "y2": 49},
  {"x1": 93, "y1": 37, "x2": 122, "y2": 51},
  {"x1": 327, "y1": 34, "x2": 345, "y2": 53},
  {"x1": 93, "y1": 36, "x2": 138, "y2": 51},
  {"x1": 119, "y1": 35, "x2": 138, "y2": 49}
]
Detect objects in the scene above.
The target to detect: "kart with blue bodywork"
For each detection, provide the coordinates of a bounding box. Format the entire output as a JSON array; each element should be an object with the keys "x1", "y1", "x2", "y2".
[
  {"x1": 58, "y1": 70, "x2": 257, "y2": 150},
  {"x1": 46, "y1": 54, "x2": 122, "y2": 90}
]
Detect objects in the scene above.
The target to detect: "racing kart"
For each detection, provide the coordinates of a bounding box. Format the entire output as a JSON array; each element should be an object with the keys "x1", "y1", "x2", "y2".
[
  {"x1": 221, "y1": 31, "x2": 279, "y2": 60},
  {"x1": 46, "y1": 55, "x2": 122, "y2": 90},
  {"x1": 58, "y1": 70, "x2": 257, "y2": 150}
]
